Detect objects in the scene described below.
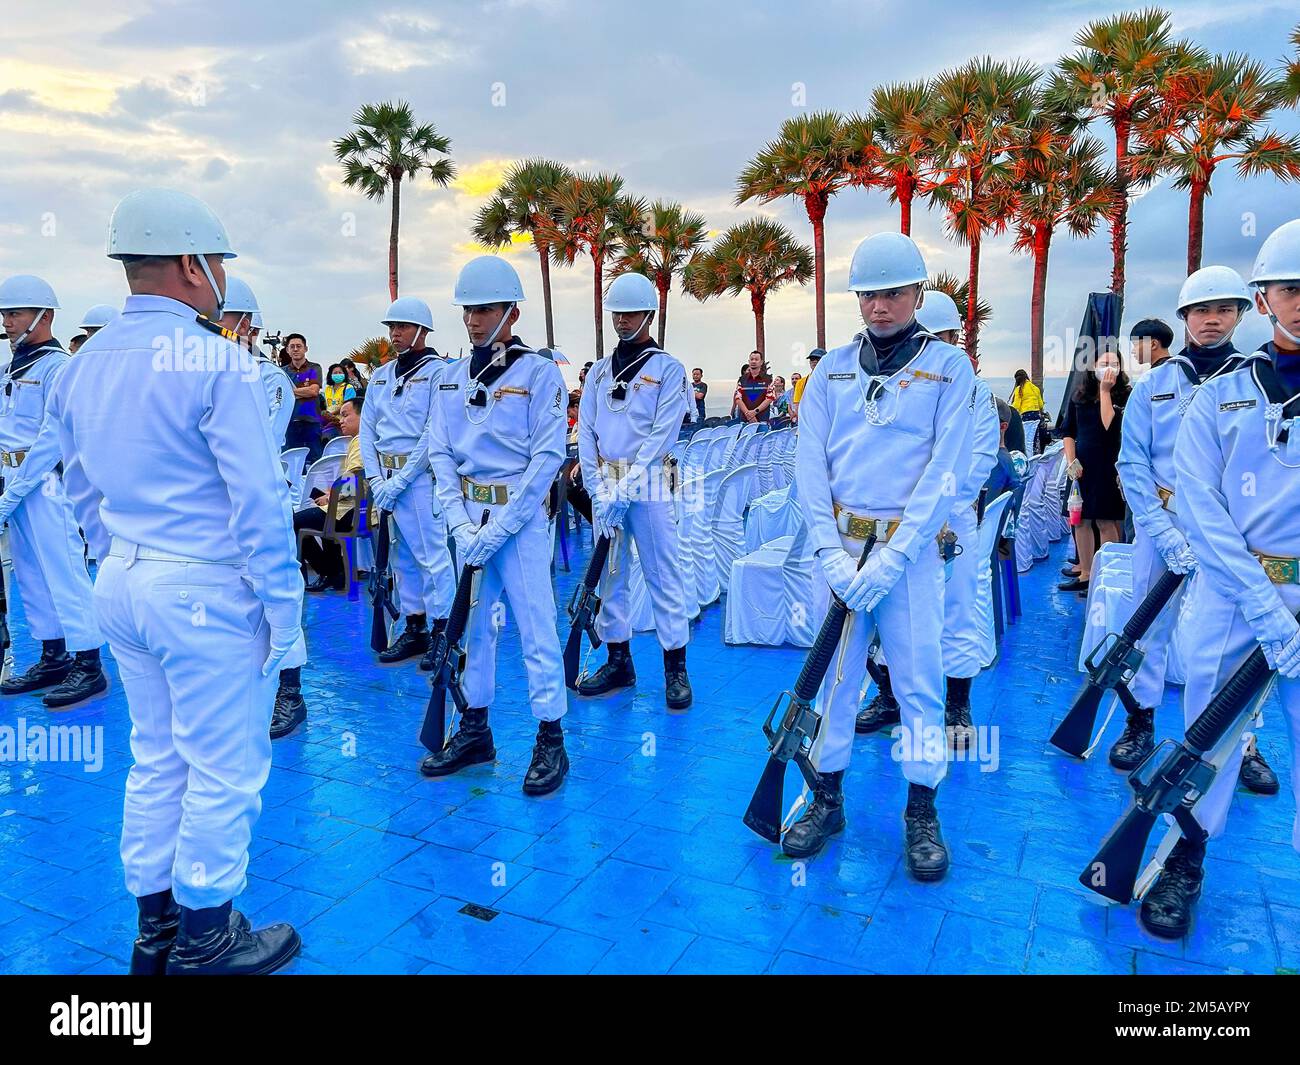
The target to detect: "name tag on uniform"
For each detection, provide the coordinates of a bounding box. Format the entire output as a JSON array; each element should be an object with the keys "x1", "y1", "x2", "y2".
[
  {"x1": 439, "y1": 383, "x2": 459, "y2": 391},
  {"x1": 1220, "y1": 399, "x2": 1257, "y2": 411},
  {"x1": 1151, "y1": 392, "x2": 1175, "y2": 401},
  {"x1": 828, "y1": 372, "x2": 855, "y2": 381}
]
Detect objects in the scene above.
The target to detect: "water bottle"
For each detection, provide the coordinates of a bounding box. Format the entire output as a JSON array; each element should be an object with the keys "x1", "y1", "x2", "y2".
[{"x1": 1068, "y1": 482, "x2": 1083, "y2": 527}]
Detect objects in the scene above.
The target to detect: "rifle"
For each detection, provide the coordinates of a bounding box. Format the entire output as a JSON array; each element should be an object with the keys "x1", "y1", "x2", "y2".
[
  {"x1": 1050, "y1": 569, "x2": 1185, "y2": 757},
  {"x1": 368, "y1": 508, "x2": 399, "y2": 653},
  {"x1": 420, "y1": 511, "x2": 490, "y2": 754},
  {"x1": 564, "y1": 533, "x2": 613, "y2": 689},
  {"x1": 0, "y1": 529, "x2": 10, "y2": 686},
  {"x1": 1078, "y1": 619, "x2": 1291, "y2": 903},
  {"x1": 743, "y1": 534, "x2": 877, "y2": 843}
]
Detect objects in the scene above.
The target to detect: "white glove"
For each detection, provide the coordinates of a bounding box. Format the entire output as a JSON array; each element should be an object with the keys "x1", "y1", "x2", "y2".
[
  {"x1": 0, "y1": 492, "x2": 16, "y2": 526},
  {"x1": 1153, "y1": 527, "x2": 1195, "y2": 575},
  {"x1": 1249, "y1": 606, "x2": 1300, "y2": 669},
  {"x1": 262, "y1": 627, "x2": 307, "y2": 677},
  {"x1": 819, "y1": 548, "x2": 858, "y2": 601},
  {"x1": 372, "y1": 476, "x2": 403, "y2": 512},
  {"x1": 451, "y1": 522, "x2": 477, "y2": 561},
  {"x1": 1275, "y1": 629, "x2": 1300, "y2": 679},
  {"x1": 845, "y1": 545, "x2": 907, "y2": 612},
  {"x1": 604, "y1": 499, "x2": 629, "y2": 533},
  {"x1": 463, "y1": 517, "x2": 511, "y2": 568}
]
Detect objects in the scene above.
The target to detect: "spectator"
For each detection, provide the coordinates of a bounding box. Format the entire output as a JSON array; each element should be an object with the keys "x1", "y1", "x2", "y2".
[
  {"x1": 995, "y1": 397, "x2": 1025, "y2": 456},
  {"x1": 283, "y1": 333, "x2": 325, "y2": 462},
  {"x1": 791, "y1": 348, "x2": 824, "y2": 420},
  {"x1": 1058, "y1": 350, "x2": 1131, "y2": 594},
  {"x1": 983, "y1": 408, "x2": 1023, "y2": 502},
  {"x1": 69, "y1": 334, "x2": 89, "y2": 354},
  {"x1": 566, "y1": 390, "x2": 581, "y2": 443},
  {"x1": 1009, "y1": 368, "x2": 1046, "y2": 455},
  {"x1": 578, "y1": 361, "x2": 593, "y2": 388},
  {"x1": 295, "y1": 396, "x2": 366, "y2": 592},
  {"x1": 1129, "y1": 317, "x2": 1174, "y2": 369},
  {"x1": 690, "y1": 367, "x2": 708, "y2": 424},
  {"x1": 735, "y1": 350, "x2": 773, "y2": 423},
  {"x1": 770, "y1": 375, "x2": 792, "y2": 426},
  {"x1": 320, "y1": 362, "x2": 357, "y2": 444},
  {"x1": 339, "y1": 357, "x2": 368, "y2": 393}
]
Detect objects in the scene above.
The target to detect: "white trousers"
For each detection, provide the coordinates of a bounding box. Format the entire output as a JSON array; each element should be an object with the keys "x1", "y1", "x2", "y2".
[
  {"x1": 942, "y1": 506, "x2": 981, "y2": 679},
  {"x1": 463, "y1": 503, "x2": 566, "y2": 723},
  {"x1": 9, "y1": 480, "x2": 101, "y2": 648},
  {"x1": 94, "y1": 552, "x2": 275, "y2": 908},
  {"x1": 385, "y1": 471, "x2": 455, "y2": 621},
  {"x1": 1179, "y1": 577, "x2": 1300, "y2": 847},
  {"x1": 594, "y1": 499, "x2": 689, "y2": 651},
  {"x1": 1126, "y1": 519, "x2": 1189, "y2": 710},
  {"x1": 815, "y1": 536, "x2": 947, "y2": 788}
]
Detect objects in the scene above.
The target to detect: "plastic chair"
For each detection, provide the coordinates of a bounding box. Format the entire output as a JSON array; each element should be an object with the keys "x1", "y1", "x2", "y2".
[
  {"x1": 298, "y1": 454, "x2": 344, "y2": 508},
  {"x1": 321, "y1": 436, "x2": 350, "y2": 459},
  {"x1": 977, "y1": 491, "x2": 1013, "y2": 643},
  {"x1": 713, "y1": 463, "x2": 757, "y2": 593},
  {"x1": 298, "y1": 474, "x2": 374, "y2": 600},
  {"x1": 280, "y1": 447, "x2": 309, "y2": 503},
  {"x1": 690, "y1": 468, "x2": 728, "y2": 607}
]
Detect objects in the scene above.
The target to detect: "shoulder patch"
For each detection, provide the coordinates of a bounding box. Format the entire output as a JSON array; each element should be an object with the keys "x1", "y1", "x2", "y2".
[
  {"x1": 552, "y1": 385, "x2": 563, "y2": 417},
  {"x1": 1220, "y1": 399, "x2": 1257, "y2": 412}
]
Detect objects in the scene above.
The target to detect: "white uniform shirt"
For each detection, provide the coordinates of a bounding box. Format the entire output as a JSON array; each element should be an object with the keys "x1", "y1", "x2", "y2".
[
  {"x1": 256, "y1": 356, "x2": 294, "y2": 447},
  {"x1": 958, "y1": 375, "x2": 1000, "y2": 512},
  {"x1": 0, "y1": 342, "x2": 71, "y2": 502},
  {"x1": 359, "y1": 349, "x2": 449, "y2": 482}
]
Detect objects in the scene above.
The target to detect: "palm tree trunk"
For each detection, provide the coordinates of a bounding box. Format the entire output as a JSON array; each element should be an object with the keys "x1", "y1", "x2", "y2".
[
  {"x1": 1186, "y1": 178, "x2": 1208, "y2": 274},
  {"x1": 656, "y1": 278, "x2": 669, "y2": 348},
  {"x1": 388, "y1": 175, "x2": 402, "y2": 301},
  {"x1": 1030, "y1": 225, "x2": 1051, "y2": 390},
  {"x1": 536, "y1": 241, "x2": 556, "y2": 348},
  {"x1": 751, "y1": 289, "x2": 766, "y2": 356},
  {"x1": 965, "y1": 236, "x2": 981, "y2": 362},
  {"x1": 808, "y1": 197, "x2": 827, "y2": 349},
  {"x1": 1110, "y1": 118, "x2": 1129, "y2": 301},
  {"x1": 592, "y1": 254, "x2": 604, "y2": 359},
  {"x1": 898, "y1": 174, "x2": 914, "y2": 236}
]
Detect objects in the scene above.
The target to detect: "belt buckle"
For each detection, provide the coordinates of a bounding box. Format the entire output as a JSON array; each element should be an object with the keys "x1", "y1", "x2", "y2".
[
  {"x1": 1261, "y1": 555, "x2": 1299, "y2": 585},
  {"x1": 470, "y1": 484, "x2": 493, "y2": 504},
  {"x1": 843, "y1": 513, "x2": 871, "y2": 541}
]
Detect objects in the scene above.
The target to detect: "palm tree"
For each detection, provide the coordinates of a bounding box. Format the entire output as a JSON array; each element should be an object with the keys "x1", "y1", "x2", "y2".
[
  {"x1": 862, "y1": 82, "x2": 942, "y2": 235},
  {"x1": 736, "y1": 111, "x2": 855, "y2": 349},
  {"x1": 1286, "y1": 24, "x2": 1300, "y2": 104},
  {"x1": 1131, "y1": 52, "x2": 1300, "y2": 273},
  {"x1": 609, "y1": 200, "x2": 708, "y2": 347},
  {"x1": 347, "y1": 336, "x2": 392, "y2": 370},
  {"x1": 927, "y1": 272, "x2": 993, "y2": 345},
  {"x1": 333, "y1": 101, "x2": 455, "y2": 301},
  {"x1": 1010, "y1": 107, "x2": 1113, "y2": 388},
  {"x1": 472, "y1": 159, "x2": 574, "y2": 348},
  {"x1": 924, "y1": 57, "x2": 1044, "y2": 361},
  {"x1": 682, "y1": 219, "x2": 813, "y2": 356},
  {"x1": 1049, "y1": 9, "x2": 1193, "y2": 301},
  {"x1": 537, "y1": 173, "x2": 645, "y2": 359}
]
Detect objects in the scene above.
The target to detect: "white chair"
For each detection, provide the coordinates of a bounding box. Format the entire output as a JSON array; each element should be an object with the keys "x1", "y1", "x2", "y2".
[
  {"x1": 724, "y1": 423, "x2": 759, "y2": 468},
  {"x1": 704, "y1": 425, "x2": 739, "y2": 472},
  {"x1": 780, "y1": 522, "x2": 829, "y2": 647},
  {"x1": 973, "y1": 491, "x2": 1013, "y2": 668},
  {"x1": 744, "y1": 482, "x2": 801, "y2": 552},
  {"x1": 280, "y1": 447, "x2": 309, "y2": 504},
  {"x1": 690, "y1": 468, "x2": 728, "y2": 608},
  {"x1": 321, "y1": 436, "x2": 350, "y2": 459},
  {"x1": 713, "y1": 463, "x2": 757, "y2": 593},
  {"x1": 724, "y1": 535, "x2": 796, "y2": 645},
  {"x1": 297, "y1": 454, "x2": 344, "y2": 508}
]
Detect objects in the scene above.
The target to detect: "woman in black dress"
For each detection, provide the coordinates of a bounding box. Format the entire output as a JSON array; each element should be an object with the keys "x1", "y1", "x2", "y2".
[{"x1": 1059, "y1": 350, "x2": 1131, "y2": 593}]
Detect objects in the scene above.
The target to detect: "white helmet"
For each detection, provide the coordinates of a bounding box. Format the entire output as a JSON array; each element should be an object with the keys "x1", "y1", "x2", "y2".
[
  {"x1": 848, "y1": 232, "x2": 928, "y2": 292},
  {"x1": 1176, "y1": 266, "x2": 1251, "y2": 318},
  {"x1": 1250, "y1": 219, "x2": 1300, "y2": 287},
  {"x1": 251, "y1": 311, "x2": 264, "y2": 330},
  {"x1": 453, "y1": 255, "x2": 526, "y2": 306},
  {"x1": 0, "y1": 274, "x2": 60, "y2": 311},
  {"x1": 79, "y1": 303, "x2": 119, "y2": 330},
  {"x1": 605, "y1": 272, "x2": 657, "y2": 313},
  {"x1": 917, "y1": 290, "x2": 962, "y2": 334},
  {"x1": 221, "y1": 276, "x2": 259, "y2": 315},
  {"x1": 382, "y1": 296, "x2": 434, "y2": 331}
]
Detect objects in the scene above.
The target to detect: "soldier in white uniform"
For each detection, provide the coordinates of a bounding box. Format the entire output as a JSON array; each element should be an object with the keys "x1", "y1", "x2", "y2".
[
  {"x1": 78, "y1": 304, "x2": 119, "y2": 339},
  {"x1": 1112, "y1": 267, "x2": 1276, "y2": 794},
  {"x1": 0, "y1": 275, "x2": 108, "y2": 708},
  {"x1": 1143, "y1": 220, "x2": 1300, "y2": 937},
  {"x1": 575, "y1": 272, "x2": 693, "y2": 710},
  {"x1": 788, "y1": 233, "x2": 975, "y2": 879},
  {"x1": 419, "y1": 255, "x2": 570, "y2": 796},
  {"x1": 48, "y1": 188, "x2": 303, "y2": 975},
  {"x1": 359, "y1": 297, "x2": 455, "y2": 666}
]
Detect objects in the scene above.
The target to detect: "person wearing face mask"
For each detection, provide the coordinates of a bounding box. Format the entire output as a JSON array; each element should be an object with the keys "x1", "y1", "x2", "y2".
[
  {"x1": 358, "y1": 297, "x2": 455, "y2": 666},
  {"x1": 1111, "y1": 267, "x2": 1278, "y2": 793},
  {"x1": 575, "y1": 272, "x2": 692, "y2": 711},
  {"x1": 1137, "y1": 220, "x2": 1300, "y2": 939},
  {"x1": 219, "y1": 277, "x2": 293, "y2": 452},
  {"x1": 320, "y1": 363, "x2": 357, "y2": 445},
  {"x1": 45, "y1": 188, "x2": 304, "y2": 974},
  {"x1": 0, "y1": 275, "x2": 108, "y2": 709},
  {"x1": 784, "y1": 232, "x2": 975, "y2": 878},
  {"x1": 419, "y1": 255, "x2": 570, "y2": 796}
]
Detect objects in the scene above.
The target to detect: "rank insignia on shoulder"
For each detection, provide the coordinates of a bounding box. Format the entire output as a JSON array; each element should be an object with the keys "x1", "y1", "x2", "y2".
[
  {"x1": 1220, "y1": 399, "x2": 1257, "y2": 411},
  {"x1": 195, "y1": 314, "x2": 239, "y2": 342},
  {"x1": 1151, "y1": 392, "x2": 1175, "y2": 401},
  {"x1": 910, "y1": 369, "x2": 951, "y2": 383},
  {"x1": 439, "y1": 383, "x2": 459, "y2": 391},
  {"x1": 828, "y1": 372, "x2": 855, "y2": 380}
]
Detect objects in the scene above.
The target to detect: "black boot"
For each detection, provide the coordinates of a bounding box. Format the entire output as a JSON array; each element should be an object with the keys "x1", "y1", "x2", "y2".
[
  {"x1": 1139, "y1": 836, "x2": 1205, "y2": 938},
  {"x1": 944, "y1": 676, "x2": 974, "y2": 752},
  {"x1": 165, "y1": 900, "x2": 300, "y2": 975},
  {"x1": 377, "y1": 614, "x2": 429, "y2": 664},
  {"x1": 130, "y1": 891, "x2": 250, "y2": 975},
  {"x1": 0, "y1": 639, "x2": 73, "y2": 695},
  {"x1": 576, "y1": 641, "x2": 635, "y2": 696},
  {"x1": 1239, "y1": 746, "x2": 1279, "y2": 795},
  {"x1": 304, "y1": 573, "x2": 333, "y2": 593},
  {"x1": 419, "y1": 706, "x2": 495, "y2": 777},
  {"x1": 663, "y1": 646, "x2": 692, "y2": 711},
  {"x1": 903, "y1": 782, "x2": 949, "y2": 882},
  {"x1": 522, "y1": 719, "x2": 569, "y2": 796},
  {"x1": 42, "y1": 649, "x2": 109, "y2": 709},
  {"x1": 855, "y1": 666, "x2": 900, "y2": 734},
  {"x1": 418, "y1": 618, "x2": 450, "y2": 673},
  {"x1": 270, "y1": 668, "x2": 307, "y2": 739},
  {"x1": 781, "y1": 770, "x2": 846, "y2": 858},
  {"x1": 1108, "y1": 706, "x2": 1155, "y2": 770}
]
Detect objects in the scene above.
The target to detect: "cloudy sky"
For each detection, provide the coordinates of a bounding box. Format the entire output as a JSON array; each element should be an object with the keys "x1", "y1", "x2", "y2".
[{"x1": 3, "y1": 0, "x2": 1298, "y2": 393}]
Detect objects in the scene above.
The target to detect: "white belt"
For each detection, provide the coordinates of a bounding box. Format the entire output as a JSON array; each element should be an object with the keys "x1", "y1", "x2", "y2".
[{"x1": 109, "y1": 539, "x2": 244, "y2": 568}]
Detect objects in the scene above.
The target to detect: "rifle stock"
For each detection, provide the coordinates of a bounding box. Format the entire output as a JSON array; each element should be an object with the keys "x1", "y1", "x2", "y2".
[
  {"x1": 564, "y1": 533, "x2": 612, "y2": 689},
  {"x1": 368, "y1": 510, "x2": 397, "y2": 653}
]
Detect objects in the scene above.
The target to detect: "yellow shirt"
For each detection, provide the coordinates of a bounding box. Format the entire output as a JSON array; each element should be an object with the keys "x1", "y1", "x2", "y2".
[
  {"x1": 1010, "y1": 381, "x2": 1044, "y2": 414},
  {"x1": 792, "y1": 376, "x2": 808, "y2": 405},
  {"x1": 317, "y1": 435, "x2": 365, "y2": 520}
]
